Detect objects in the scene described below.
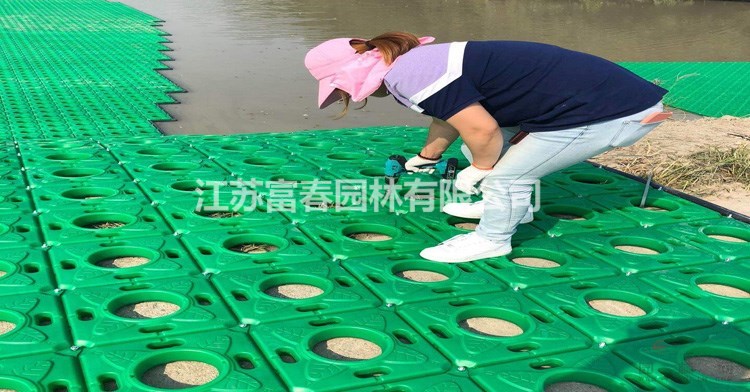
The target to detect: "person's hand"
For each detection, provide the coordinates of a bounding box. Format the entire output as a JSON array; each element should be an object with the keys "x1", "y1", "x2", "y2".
[
  {"x1": 455, "y1": 165, "x2": 493, "y2": 194},
  {"x1": 405, "y1": 155, "x2": 440, "y2": 173}
]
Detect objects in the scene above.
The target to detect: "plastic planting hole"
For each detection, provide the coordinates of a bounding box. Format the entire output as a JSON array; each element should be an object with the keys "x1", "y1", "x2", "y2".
[
  {"x1": 89, "y1": 247, "x2": 155, "y2": 269},
  {"x1": 512, "y1": 257, "x2": 561, "y2": 268},
  {"x1": 614, "y1": 245, "x2": 660, "y2": 255},
  {"x1": 52, "y1": 168, "x2": 104, "y2": 178},
  {"x1": 170, "y1": 181, "x2": 213, "y2": 192},
  {"x1": 313, "y1": 338, "x2": 382, "y2": 361},
  {"x1": 61, "y1": 187, "x2": 118, "y2": 200},
  {"x1": 457, "y1": 308, "x2": 529, "y2": 338},
  {"x1": 707, "y1": 235, "x2": 747, "y2": 243},
  {"x1": 348, "y1": 233, "x2": 392, "y2": 241},
  {"x1": 150, "y1": 162, "x2": 200, "y2": 172},
  {"x1": 545, "y1": 206, "x2": 591, "y2": 221},
  {"x1": 395, "y1": 270, "x2": 449, "y2": 282},
  {"x1": 231, "y1": 243, "x2": 278, "y2": 253},
  {"x1": 358, "y1": 168, "x2": 384, "y2": 177},
  {"x1": 545, "y1": 383, "x2": 607, "y2": 392},
  {"x1": 453, "y1": 222, "x2": 479, "y2": 231},
  {"x1": 0, "y1": 321, "x2": 16, "y2": 336},
  {"x1": 611, "y1": 237, "x2": 669, "y2": 255},
  {"x1": 327, "y1": 153, "x2": 366, "y2": 161},
  {"x1": 115, "y1": 302, "x2": 180, "y2": 319},
  {"x1": 264, "y1": 284, "x2": 324, "y2": 299},
  {"x1": 343, "y1": 224, "x2": 399, "y2": 242},
  {"x1": 73, "y1": 213, "x2": 135, "y2": 229},
  {"x1": 269, "y1": 174, "x2": 316, "y2": 183},
  {"x1": 136, "y1": 148, "x2": 179, "y2": 156},
  {"x1": 45, "y1": 153, "x2": 91, "y2": 161},
  {"x1": 569, "y1": 173, "x2": 612, "y2": 185},
  {"x1": 141, "y1": 361, "x2": 219, "y2": 389},
  {"x1": 243, "y1": 156, "x2": 286, "y2": 166},
  {"x1": 696, "y1": 275, "x2": 750, "y2": 298},
  {"x1": 224, "y1": 235, "x2": 285, "y2": 254},
  {"x1": 509, "y1": 249, "x2": 565, "y2": 269},
  {"x1": 98, "y1": 256, "x2": 150, "y2": 269},
  {"x1": 588, "y1": 300, "x2": 646, "y2": 317},
  {"x1": 686, "y1": 356, "x2": 750, "y2": 382},
  {"x1": 304, "y1": 200, "x2": 339, "y2": 210},
  {"x1": 459, "y1": 317, "x2": 524, "y2": 337},
  {"x1": 195, "y1": 210, "x2": 242, "y2": 219}
]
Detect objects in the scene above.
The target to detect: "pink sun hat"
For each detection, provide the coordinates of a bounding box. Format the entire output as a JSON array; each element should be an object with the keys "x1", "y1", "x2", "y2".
[{"x1": 305, "y1": 36, "x2": 435, "y2": 109}]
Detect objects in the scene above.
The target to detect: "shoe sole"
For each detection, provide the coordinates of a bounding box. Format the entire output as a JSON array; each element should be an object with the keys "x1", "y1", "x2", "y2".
[
  {"x1": 420, "y1": 247, "x2": 511, "y2": 263},
  {"x1": 442, "y1": 209, "x2": 534, "y2": 224}
]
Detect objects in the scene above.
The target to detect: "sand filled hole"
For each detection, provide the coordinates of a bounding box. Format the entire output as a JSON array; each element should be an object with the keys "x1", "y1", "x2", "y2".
[
  {"x1": 588, "y1": 299, "x2": 646, "y2": 317},
  {"x1": 459, "y1": 317, "x2": 524, "y2": 337},
  {"x1": 707, "y1": 234, "x2": 746, "y2": 243},
  {"x1": 84, "y1": 221, "x2": 125, "y2": 229},
  {"x1": 0, "y1": 270, "x2": 5, "y2": 278},
  {"x1": 0, "y1": 321, "x2": 16, "y2": 336},
  {"x1": 545, "y1": 382, "x2": 607, "y2": 392},
  {"x1": 141, "y1": 361, "x2": 219, "y2": 389},
  {"x1": 511, "y1": 257, "x2": 560, "y2": 269},
  {"x1": 697, "y1": 284, "x2": 750, "y2": 298},
  {"x1": 230, "y1": 244, "x2": 279, "y2": 254},
  {"x1": 686, "y1": 356, "x2": 750, "y2": 382},
  {"x1": 614, "y1": 245, "x2": 660, "y2": 255},
  {"x1": 97, "y1": 256, "x2": 150, "y2": 269},
  {"x1": 198, "y1": 211, "x2": 242, "y2": 218},
  {"x1": 395, "y1": 270, "x2": 449, "y2": 282},
  {"x1": 641, "y1": 205, "x2": 670, "y2": 212},
  {"x1": 264, "y1": 284, "x2": 323, "y2": 299},
  {"x1": 313, "y1": 338, "x2": 382, "y2": 361},
  {"x1": 115, "y1": 302, "x2": 180, "y2": 319},
  {"x1": 453, "y1": 222, "x2": 478, "y2": 230},
  {"x1": 348, "y1": 233, "x2": 392, "y2": 242}
]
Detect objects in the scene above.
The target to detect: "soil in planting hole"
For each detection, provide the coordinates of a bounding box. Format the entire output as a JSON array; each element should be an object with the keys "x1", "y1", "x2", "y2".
[
  {"x1": 97, "y1": 256, "x2": 150, "y2": 268},
  {"x1": 549, "y1": 213, "x2": 586, "y2": 221},
  {"x1": 511, "y1": 257, "x2": 561, "y2": 268},
  {"x1": 588, "y1": 300, "x2": 646, "y2": 317},
  {"x1": 313, "y1": 338, "x2": 382, "y2": 361},
  {"x1": 641, "y1": 205, "x2": 669, "y2": 212},
  {"x1": 453, "y1": 222, "x2": 478, "y2": 230},
  {"x1": 0, "y1": 270, "x2": 5, "y2": 278},
  {"x1": 230, "y1": 243, "x2": 279, "y2": 253},
  {"x1": 0, "y1": 321, "x2": 16, "y2": 336},
  {"x1": 614, "y1": 245, "x2": 660, "y2": 255},
  {"x1": 697, "y1": 283, "x2": 750, "y2": 298},
  {"x1": 395, "y1": 270, "x2": 449, "y2": 282},
  {"x1": 115, "y1": 302, "x2": 180, "y2": 319},
  {"x1": 264, "y1": 284, "x2": 323, "y2": 299},
  {"x1": 459, "y1": 317, "x2": 524, "y2": 337},
  {"x1": 348, "y1": 232, "x2": 392, "y2": 242},
  {"x1": 141, "y1": 361, "x2": 219, "y2": 389},
  {"x1": 203, "y1": 211, "x2": 242, "y2": 218},
  {"x1": 84, "y1": 221, "x2": 125, "y2": 229},
  {"x1": 686, "y1": 356, "x2": 750, "y2": 382},
  {"x1": 707, "y1": 234, "x2": 746, "y2": 243},
  {"x1": 546, "y1": 382, "x2": 607, "y2": 392},
  {"x1": 304, "y1": 201, "x2": 338, "y2": 209}
]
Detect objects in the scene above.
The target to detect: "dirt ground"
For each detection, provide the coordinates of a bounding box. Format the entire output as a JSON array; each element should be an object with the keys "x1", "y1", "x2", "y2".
[{"x1": 591, "y1": 115, "x2": 750, "y2": 216}]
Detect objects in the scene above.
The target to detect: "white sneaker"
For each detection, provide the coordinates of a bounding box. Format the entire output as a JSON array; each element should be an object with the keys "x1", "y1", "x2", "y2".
[
  {"x1": 442, "y1": 201, "x2": 534, "y2": 223},
  {"x1": 419, "y1": 232, "x2": 512, "y2": 263}
]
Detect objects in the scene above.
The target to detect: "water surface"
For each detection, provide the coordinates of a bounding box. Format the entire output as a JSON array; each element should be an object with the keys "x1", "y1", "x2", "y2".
[{"x1": 119, "y1": 0, "x2": 750, "y2": 134}]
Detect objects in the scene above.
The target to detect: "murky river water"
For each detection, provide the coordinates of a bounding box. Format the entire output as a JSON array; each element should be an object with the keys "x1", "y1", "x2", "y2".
[{"x1": 118, "y1": 0, "x2": 750, "y2": 135}]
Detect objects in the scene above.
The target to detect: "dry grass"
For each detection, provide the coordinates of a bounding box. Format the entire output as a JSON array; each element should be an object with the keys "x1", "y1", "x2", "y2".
[{"x1": 593, "y1": 143, "x2": 750, "y2": 196}]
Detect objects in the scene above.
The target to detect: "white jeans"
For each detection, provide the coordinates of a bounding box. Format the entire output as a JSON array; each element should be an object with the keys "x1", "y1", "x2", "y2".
[{"x1": 465, "y1": 102, "x2": 665, "y2": 243}]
